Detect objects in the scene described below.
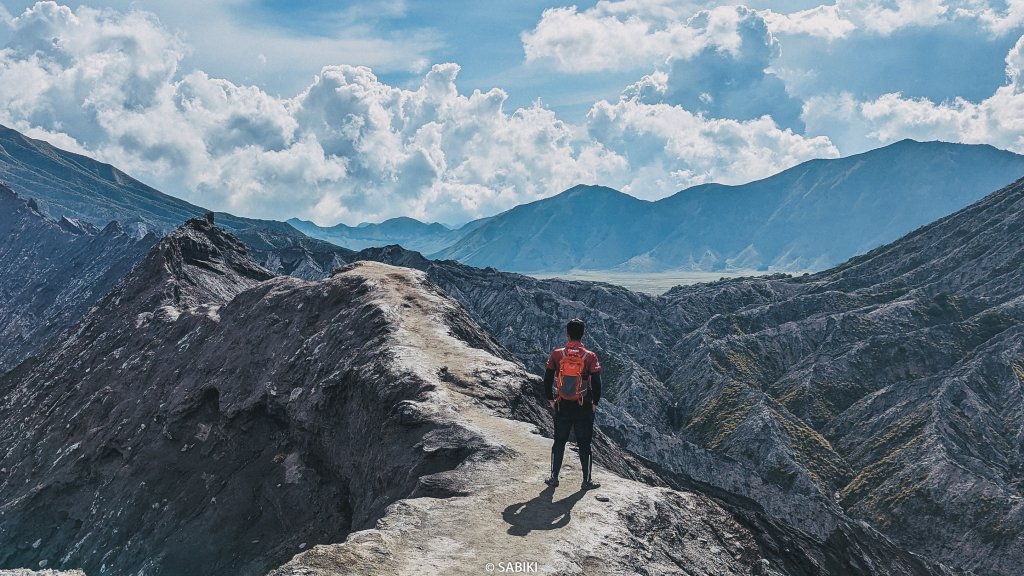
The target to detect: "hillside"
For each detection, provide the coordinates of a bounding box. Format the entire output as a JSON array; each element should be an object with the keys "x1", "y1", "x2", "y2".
[
  {"x1": 0, "y1": 217, "x2": 954, "y2": 575},
  {"x1": 0, "y1": 183, "x2": 157, "y2": 372},
  {"x1": 0, "y1": 124, "x2": 353, "y2": 278},
  {"x1": 358, "y1": 176, "x2": 1024, "y2": 575}
]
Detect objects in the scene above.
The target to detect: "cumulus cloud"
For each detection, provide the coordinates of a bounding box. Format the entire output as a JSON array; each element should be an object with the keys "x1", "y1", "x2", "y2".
[
  {"x1": 764, "y1": 1, "x2": 1024, "y2": 38},
  {"x1": 521, "y1": 3, "x2": 700, "y2": 72},
  {"x1": 957, "y1": 0, "x2": 1024, "y2": 35},
  {"x1": 836, "y1": 0, "x2": 948, "y2": 35},
  {"x1": 0, "y1": 1, "x2": 849, "y2": 225},
  {"x1": 525, "y1": 5, "x2": 805, "y2": 130},
  {"x1": 760, "y1": 5, "x2": 857, "y2": 40},
  {"x1": 0, "y1": 2, "x2": 618, "y2": 224},
  {"x1": 802, "y1": 34, "x2": 1024, "y2": 152},
  {"x1": 662, "y1": 7, "x2": 806, "y2": 131},
  {"x1": 522, "y1": 2, "x2": 784, "y2": 73},
  {"x1": 586, "y1": 90, "x2": 840, "y2": 198}
]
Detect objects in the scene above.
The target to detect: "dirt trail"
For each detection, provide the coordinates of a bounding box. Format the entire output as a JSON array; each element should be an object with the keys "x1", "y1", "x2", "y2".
[{"x1": 269, "y1": 263, "x2": 763, "y2": 576}]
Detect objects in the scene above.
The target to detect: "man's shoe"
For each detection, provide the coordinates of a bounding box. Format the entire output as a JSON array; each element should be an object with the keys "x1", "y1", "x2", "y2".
[
  {"x1": 544, "y1": 476, "x2": 559, "y2": 487},
  {"x1": 580, "y1": 479, "x2": 601, "y2": 490}
]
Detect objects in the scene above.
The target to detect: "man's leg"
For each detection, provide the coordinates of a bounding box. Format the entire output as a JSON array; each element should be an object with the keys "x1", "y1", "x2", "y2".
[
  {"x1": 547, "y1": 406, "x2": 572, "y2": 486},
  {"x1": 576, "y1": 405, "x2": 600, "y2": 490}
]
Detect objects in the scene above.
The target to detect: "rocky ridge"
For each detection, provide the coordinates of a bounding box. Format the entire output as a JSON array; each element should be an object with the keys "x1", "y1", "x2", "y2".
[
  {"x1": 355, "y1": 177, "x2": 1024, "y2": 576},
  {"x1": 0, "y1": 182, "x2": 354, "y2": 378},
  {"x1": 0, "y1": 183, "x2": 157, "y2": 372},
  {"x1": 1, "y1": 217, "x2": 826, "y2": 576}
]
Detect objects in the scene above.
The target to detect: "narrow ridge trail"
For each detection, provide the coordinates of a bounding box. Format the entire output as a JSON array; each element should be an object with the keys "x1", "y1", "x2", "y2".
[{"x1": 269, "y1": 262, "x2": 764, "y2": 576}]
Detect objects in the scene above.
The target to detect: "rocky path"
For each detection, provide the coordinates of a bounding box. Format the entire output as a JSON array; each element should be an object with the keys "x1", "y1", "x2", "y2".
[{"x1": 270, "y1": 263, "x2": 766, "y2": 576}]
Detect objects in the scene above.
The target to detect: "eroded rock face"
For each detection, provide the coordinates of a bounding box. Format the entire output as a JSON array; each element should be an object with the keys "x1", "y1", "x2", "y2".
[
  {"x1": 233, "y1": 226, "x2": 355, "y2": 280},
  {"x1": 356, "y1": 178, "x2": 1024, "y2": 576},
  {"x1": 0, "y1": 219, "x2": 476, "y2": 574},
  {"x1": 0, "y1": 184, "x2": 157, "y2": 373},
  {"x1": 0, "y1": 219, "x2": 785, "y2": 576},
  {"x1": 0, "y1": 181, "x2": 355, "y2": 381}
]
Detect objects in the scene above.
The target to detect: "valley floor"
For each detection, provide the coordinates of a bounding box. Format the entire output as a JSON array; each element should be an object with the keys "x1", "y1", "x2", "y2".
[{"x1": 527, "y1": 269, "x2": 788, "y2": 295}]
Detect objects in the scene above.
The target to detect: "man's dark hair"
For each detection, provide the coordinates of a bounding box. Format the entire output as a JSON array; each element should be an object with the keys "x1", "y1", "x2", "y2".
[{"x1": 566, "y1": 318, "x2": 585, "y2": 341}]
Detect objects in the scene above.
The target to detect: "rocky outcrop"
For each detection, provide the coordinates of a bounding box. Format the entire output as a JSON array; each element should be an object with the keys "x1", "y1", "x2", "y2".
[
  {"x1": 0, "y1": 179, "x2": 353, "y2": 376},
  {"x1": 357, "y1": 179, "x2": 1024, "y2": 576},
  {"x1": 0, "y1": 184, "x2": 157, "y2": 373},
  {"x1": 1, "y1": 218, "x2": 821, "y2": 576},
  {"x1": 232, "y1": 226, "x2": 354, "y2": 280}
]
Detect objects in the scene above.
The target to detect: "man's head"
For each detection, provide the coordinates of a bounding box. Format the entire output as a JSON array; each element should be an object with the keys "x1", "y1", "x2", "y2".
[{"x1": 566, "y1": 318, "x2": 585, "y2": 341}]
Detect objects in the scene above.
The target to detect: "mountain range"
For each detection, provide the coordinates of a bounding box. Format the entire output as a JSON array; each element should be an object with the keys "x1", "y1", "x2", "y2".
[
  {"x1": 3, "y1": 122, "x2": 1024, "y2": 575},
  {"x1": 286, "y1": 215, "x2": 490, "y2": 254},
  {"x1": 7, "y1": 122, "x2": 1024, "y2": 277},
  {"x1": 287, "y1": 139, "x2": 1024, "y2": 274},
  {"x1": 432, "y1": 139, "x2": 1024, "y2": 272}
]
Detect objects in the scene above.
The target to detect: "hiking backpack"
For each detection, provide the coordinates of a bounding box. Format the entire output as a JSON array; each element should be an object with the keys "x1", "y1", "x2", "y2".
[{"x1": 556, "y1": 346, "x2": 590, "y2": 405}]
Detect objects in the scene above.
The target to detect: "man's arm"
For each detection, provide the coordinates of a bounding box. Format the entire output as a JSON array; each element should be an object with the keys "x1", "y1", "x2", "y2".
[
  {"x1": 590, "y1": 371, "x2": 602, "y2": 406},
  {"x1": 544, "y1": 350, "x2": 559, "y2": 407},
  {"x1": 543, "y1": 368, "x2": 555, "y2": 401}
]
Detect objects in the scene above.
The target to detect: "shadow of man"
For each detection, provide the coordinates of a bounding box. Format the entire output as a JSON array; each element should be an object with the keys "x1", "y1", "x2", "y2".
[{"x1": 502, "y1": 485, "x2": 587, "y2": 536}]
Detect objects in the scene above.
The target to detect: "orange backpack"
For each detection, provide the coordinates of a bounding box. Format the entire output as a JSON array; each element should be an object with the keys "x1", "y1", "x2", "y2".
[{"x1": 556, "y1": 346, "x2": 589, "y2": 405}]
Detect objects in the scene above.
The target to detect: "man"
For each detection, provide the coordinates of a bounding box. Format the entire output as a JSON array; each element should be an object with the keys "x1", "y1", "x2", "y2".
[{"x1": 543, "y1": 318, "x2": 603, "y2": 490}]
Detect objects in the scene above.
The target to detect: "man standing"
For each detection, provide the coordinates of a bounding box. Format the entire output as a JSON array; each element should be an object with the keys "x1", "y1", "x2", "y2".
[{"x1": 544, "y1": 318, "x2": 603, "y2": 490}]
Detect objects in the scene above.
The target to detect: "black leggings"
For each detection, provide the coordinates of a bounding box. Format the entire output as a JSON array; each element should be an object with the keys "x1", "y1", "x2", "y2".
[{"x1": 550, "y1": 400, "x2": 595, "y2": 480}]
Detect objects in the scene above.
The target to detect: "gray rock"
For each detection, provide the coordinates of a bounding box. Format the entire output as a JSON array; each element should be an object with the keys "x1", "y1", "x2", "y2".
[
  {"x1": 0, "y1": 184, "x2": 156, "y2": 372},
  {"x1": 0, "y1": 220, "x2": 758, "y2": 576},
  {"x1": 354, "y1": 179, "x2": 1024, "y2": 575}
]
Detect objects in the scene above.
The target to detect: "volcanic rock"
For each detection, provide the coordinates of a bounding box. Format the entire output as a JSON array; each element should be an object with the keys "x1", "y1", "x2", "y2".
[
  {"x1": 0, "y1": 219, "x2": 790, "y2": 576},
  {"x1": 356, "y1": 178, "x2": 1024, "y2": 575},
  {"x1": 0, "y1": 183, "x2": 156, "y2": 373}
]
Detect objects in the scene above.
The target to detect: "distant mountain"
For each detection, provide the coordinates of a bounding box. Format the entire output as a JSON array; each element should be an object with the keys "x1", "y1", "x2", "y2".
[
  {"x1": 362, "y1": 174, "x2": 1024, "y2": 575},
  {"x1": 0, "y1": 123, "x2": 353, "y2": 277},
  {"x1": 434, "y1": 185, "x2": 662, "y2": 270},
  {"x1": 287, "y1": 215, "x2": 489, "y2": 253},
  {"x1": 436, "y1": 140, "x2": 1024, "y2": 272}
]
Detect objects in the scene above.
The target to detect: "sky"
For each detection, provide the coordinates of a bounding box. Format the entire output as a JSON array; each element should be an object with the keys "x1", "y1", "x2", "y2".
[{"x1": 1, "y1": 1, "x2": 1023, "y2": 226}]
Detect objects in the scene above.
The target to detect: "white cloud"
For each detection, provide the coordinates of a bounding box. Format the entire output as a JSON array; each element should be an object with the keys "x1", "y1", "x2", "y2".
[
  {"x1": 586, "y1": 92, "x2": 840, "y2": 198},
  {"x1": 0, "y1": 2, "x2": 637, "y2": 225},
  {"x1": 521, "y1": 3, "x2": 786, "y2": 73},
  {"x1": 0, "y1": 1, "x2": 857, "y2": 227},
  {"x1": 802, "y1": 34, "x2": 1024, "y2": 152},
  {"x1": 954, "y1": 0, "x2": 1024, "y2": 35},
  {"x1": 521, "y1": 4, "x2": 699, "y2": 72},
  {"x1": 837, "y1": 0, "x2": 948, "y2": 35},
  {"x1": 760, "y1": 5, "x2": 857, "y2": 40},
  {"x1": 523, "y1": 0, "x2": 1024, "y2": 68}
]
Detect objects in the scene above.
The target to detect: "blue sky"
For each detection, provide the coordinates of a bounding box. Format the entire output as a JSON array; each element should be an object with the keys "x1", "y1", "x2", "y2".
[{"x1": 1, "y1": 1, "x2": 1023, "y2": 225}]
